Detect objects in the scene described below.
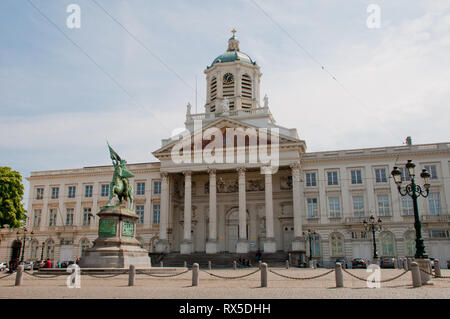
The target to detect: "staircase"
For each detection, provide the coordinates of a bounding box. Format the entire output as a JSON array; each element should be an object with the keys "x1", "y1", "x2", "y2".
[{"x1": 151, "y1": 251, "x2": 289, "y2": 268}]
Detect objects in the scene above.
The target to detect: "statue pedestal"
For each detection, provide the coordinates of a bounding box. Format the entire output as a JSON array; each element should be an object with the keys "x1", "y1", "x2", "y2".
[{"x1": 79, "y1": 206, "x2": 151, "y2": 268}]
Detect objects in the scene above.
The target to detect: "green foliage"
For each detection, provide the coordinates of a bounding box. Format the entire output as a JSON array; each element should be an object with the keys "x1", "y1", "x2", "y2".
[{"x1": 0, "y1": 167, "x2": 27, "y2": 228}]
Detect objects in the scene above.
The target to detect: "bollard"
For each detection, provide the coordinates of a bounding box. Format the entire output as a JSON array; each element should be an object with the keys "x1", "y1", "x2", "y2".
[
  {"x1": 335, "y1": 263, "x2": 344, "y2": 288},
  {"x1": 208, "y1": 261, "x2": 212, "y2": 270},
  {"x1": 15, "y1": 264, "x2": 24, "y2": 286},
  {"x1": 260, "y1": 263, "x2": 268, "y2": 287},
  {"x1": 411, "y1": 262, "x2": 422, "y2": 288},
  {"x1": 233, "y1": 260, "x2": 237, "y2": 270},
  {"x1": 393, "y1": 258, "x2": 398, "y2": 269},
  {"x1": 160, "y1": 261, "x2": 163, "y2": 268},
  {"x1": 407, "y1": 258, "x2": 412, "y2": 270},
  {"x1": 258, "y1": 260, "x2": 262, "y2": 269},
  {"x1": 309, "y1": 260, "x2": 314, "y2": 269},
  {"x1": 184, "y1": 261, "x2": 187, "y2": 268},
  {"x1": 434, "y1": 259, "x2": 441, "y2": 277},
  {"x1": 192, "y1": 263, "x2": 199, "y2": 286},
  {"x1": 286, "y1": 260, "x2": 289, "y2": 269},
  {"x1": 128, "y1": 264, "x2": 135, "y2": 286}
]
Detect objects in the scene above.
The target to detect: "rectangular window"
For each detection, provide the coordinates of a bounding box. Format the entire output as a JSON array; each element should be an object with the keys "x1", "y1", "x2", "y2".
[
  {"x1": 51, "y1": 187, "x2": 59, "y2": 199},
  {"x1": 428, "y1": 193, "x2": 441, "y2": 215},
  {"x1": 36, "y1": 188, "x2": 44, "y2": 200},
  {"x1": 375, "y1": 168, "x2": 387, "y2": 183},
  {"x1": 377, "y1": 195, "x2": 391, "y2": 216},
  {"x1": 401, "y1": 196, "x2": 414, "y2": 216},
  {"x1": 82, "y1": 208, "x2": 91, "y2": 226},
  {"x1": 399, "y1": 167, "x2": 410, "y2": 182},
  {"x1": 153, "y1": 204, "x2": 160, "y2": 224},
  {"x1": 424, "y1": 165, "x2": 438, "y2": 180},
  {"x1": 66, "y1": 208, "x2": 74, "y2": 226},
  {"x1": 136, "y1": 182, "x2": 146, "y2": 196},
  {"x1": 101, "y1": 184, "x2": 109, "y2": 197},
  {"x1": 328, "y1": 197, "x2": 341, "y2": 218},
  {"x1": 307, "y1": 198, "x2": 319, "y2": 218},
  {"x1": 85, "y1": 185, "x2": 93, "y2": 198},
  {"x1": 136, "y1": 205, "x2": 145, "y2": 224},
  {"x1": 429, "y1": 230, "x2": 448, "y2": 238},
  {"x1": 327, "y1": 171, "x2": 338, "y2": 186},
  {"x1": 48, "y1": 209, "x2": 57, "y2": 226},
  {"x1": 305, "y1": 172, "x2": 317, "y2": 187},
  {"x1": 351, "y1": 169, "x2": 362, "y2": 184},
  {"x1": 33, "y1": 209, "x2": 41, "y2": 227},
  {"x1": 153, "y1": 181, "x2": 161, "y2": 194},
  {"x1": 68, "y1": 186, "x2": 76, "y2": 198},
  {"x1": 352, "y1": 196, "x2": 365, "y2": 217}
]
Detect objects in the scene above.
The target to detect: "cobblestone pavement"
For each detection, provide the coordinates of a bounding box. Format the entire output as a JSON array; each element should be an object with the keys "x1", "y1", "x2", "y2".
[{"x1": 0, "y1": 268, "x2": 449, "y2": 299}]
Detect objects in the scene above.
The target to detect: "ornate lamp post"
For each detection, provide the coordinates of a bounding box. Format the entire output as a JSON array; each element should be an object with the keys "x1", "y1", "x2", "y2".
[
  {"x1": 391, "y1": 160, "x2": 430, "y2": 259},
  {"x1": 303, "y1": 229, "x2": 317, "y2": 264},
  {"x1": 41, "y1": 241, "x2": 45, "y2": 260},
  {"x1": 363, "y1": 215, "x2": 382, "y2": 261},
  {"x1": 16, "y1": 227, "x2": 34, "y2": 263}
]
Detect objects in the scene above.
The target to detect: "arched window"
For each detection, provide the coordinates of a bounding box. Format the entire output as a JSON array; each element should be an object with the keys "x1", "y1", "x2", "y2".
[
  {"x1": 380, "y1": 232, "x2": 395, "y2": 256},
  {"x1": 241, "y1": 74, "x2": 252, "y2": 109},
  {"x1": 46, "y1": 240, "x2": 55, "y2": 259},
  {"x1": 405, "y1": 232, "x2": 415, "y2": 257},
  {"x1": 30, "y1": 240, "x2": 39, "y2": 260},
  {"x1": 210, "y1": 77, "x2": 217, "y2": 112},
  {"x1": 330, "y1": 233, "x2": 344, "y2": 257},
  {"x1": 80, "y1": 239, "x2": 90, "y2": 256}
]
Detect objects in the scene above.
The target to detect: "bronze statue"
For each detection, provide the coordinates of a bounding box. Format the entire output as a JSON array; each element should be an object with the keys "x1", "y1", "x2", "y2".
[{"x1": 106, "y1": 143, "x2": 134, "y2": 209}]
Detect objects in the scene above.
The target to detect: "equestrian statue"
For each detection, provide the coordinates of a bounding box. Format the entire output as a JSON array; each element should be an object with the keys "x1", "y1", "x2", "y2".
[{"x1": 106, "y1": 143, "x2": 134, "y2": 209}]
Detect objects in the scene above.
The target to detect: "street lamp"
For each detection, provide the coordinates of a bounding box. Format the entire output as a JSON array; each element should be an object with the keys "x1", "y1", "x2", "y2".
[
  {"x1": 363, "y1": 215, "x2": 382, "y2": 261},
  {"x1": 303, "y1": 229, "x2": 317, "y2": 263},
  {"x1": 391, "y1": 160, "x2": 430, "y2": 259},
  {"x1": 41, "y1": 242, "x2": 45, "y2": 260},
  {"x1": 16, "y1": 227, "x2": 34, "y2": 263}
]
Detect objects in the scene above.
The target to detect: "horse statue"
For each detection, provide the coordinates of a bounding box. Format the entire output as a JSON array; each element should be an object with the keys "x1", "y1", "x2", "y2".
[{"x1": 106, "y1": 143, "x2": 134, "y2": 209}]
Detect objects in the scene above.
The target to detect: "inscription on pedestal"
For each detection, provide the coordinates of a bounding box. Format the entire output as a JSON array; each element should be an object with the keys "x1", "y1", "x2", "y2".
[
  {"x1": 122, "y1": 221, "x2": 135, "y2": 237},
  {"x1": 99, "y1": 219, "x2": 117, "y2": 237}
]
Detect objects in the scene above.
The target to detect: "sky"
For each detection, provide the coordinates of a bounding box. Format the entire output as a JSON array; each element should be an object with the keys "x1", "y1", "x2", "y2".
[{"x1": 1, "y1": 0, "x2": 449, "y2": 207}]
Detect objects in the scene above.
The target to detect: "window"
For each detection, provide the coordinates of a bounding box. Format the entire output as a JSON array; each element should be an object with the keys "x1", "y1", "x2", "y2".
[
  {"x1": 101, "y1": 184, "x2": 109, "y2": 197},
  {"x1": 377, "y1": 195, "x2": 391, "y2": 216},
  {"x1": 327, "y1": 171, "x2": 338, "y2": 186},
  {"x1": 351, "y1": 169, "x2": 362, "y2": 184},
  {"x1": 305, "y1": 172, "x2": 317, "y2": 187},
  {"x1": 153, "y1": 204, "x2": 160, "y2": 224},
  {"x1": 210, "y1": 76, "x2": 217, "y2": 111},
  {"x1": 429, "y1": 230, "x2": 449, "y2": 238},
  {"x1": 241, "y1": 74, "x2": 252, "y2": 109},
  {"x1": 46, "y1": 241, "x2": 55, "y2": 259},
  {"x1": 68, "y1": 186, "x2": 76, "y2": 198},
  {"x1": 136, "y1": 182, "x2": 145, "y2": 196},
  {"x1": 330, "y1": 233, "x2": 343, "y2": 257},
  {"x1": 51, "y1": 187, "x2": 59, "y2": 199},
  {"x1": 352, "y1": 196, "x2": 365, "y2": 217},
  {"x1": 136, "y1": 205, "x2": 145, "y2": 224},
  {"x1": 85, "y1": 185, "x2": 93, "y2": 198},
  {"x1": 307, "y1": 198, "x2": 318, "y2": 218},
  {"x1": 380, "y1": 232, "x2": 395, "y2": 256},
  {"x1": 36, "y1": 188, "x2": 44, "y2": 200},
  {"x1": 428, "y1": 193, "x2": 441, "y2": 215},
  {"x1": 405, "y1": 232, "x2": 415, "y2": 256},
  {"x1": 311, "y1": 234, "x2": 320, "y2": 257},
  {"x1": 30, "y1": 241, "x2": 39, "y2": 260},
  {"x1": 399, "y1": 167, "x2": 410, "y2": 182},
  {"x1": 82, "y1": 208, "x2": 91, "y2": 226},
  {"x1": 401, "y1": 196, "x2": 413, "y2": 215},
  {"x1": 375, "y1": 168, "x2": 387, "y2": 183},
  {"x1": 328, "y1": 197, "x2": 341, "y2": 218},
  {"x1": 48, "y1": 209, "x2": 57, "y2": 226},
  {"x1": 66, "y1": 208, "x2": 74, "y2": 226},
  {"x1": 424, "y1": 165, "x2": 438, "y2": 180},
  {"x1": 33, "y1": 209, "x2": 41, "y2": 227},
  {"x1": 153, "y1": 181, "x2": 161, "y2": 194}
]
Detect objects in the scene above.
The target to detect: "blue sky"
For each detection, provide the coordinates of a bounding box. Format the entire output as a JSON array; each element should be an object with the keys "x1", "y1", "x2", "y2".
[{"x1": 1, "y1": 0, "x2": 449, "y2": 206}]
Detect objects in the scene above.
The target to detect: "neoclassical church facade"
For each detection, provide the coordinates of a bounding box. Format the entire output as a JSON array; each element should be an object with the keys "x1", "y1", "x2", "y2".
[{"x1": 1, "y1": 33, "x2": 449, "y2": 265}]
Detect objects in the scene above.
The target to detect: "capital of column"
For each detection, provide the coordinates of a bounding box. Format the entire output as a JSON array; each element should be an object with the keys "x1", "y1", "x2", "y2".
[
  {"x1": 261, "y1": 165, "x2": 274, "y2": 175},
  {"x1": 161, "y1": 172, "x2": 169, "y2": 181},
  {"x1": 183, "y1": 170, "x2": 192, "y2": 178},
  {"x1": 207, "y1": 168, "x2": 216, "y2": 175},
  {"x1": 290, "y1": 162, "x2": 302, "y2": 180},
  {"x1": 236, "y1": 167, "x2": 246, "y2": 177}
]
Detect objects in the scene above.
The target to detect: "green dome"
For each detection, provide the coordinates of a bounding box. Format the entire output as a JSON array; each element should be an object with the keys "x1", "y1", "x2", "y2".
[{"x1": 210, "y1": 50, "x2": 255, "y2": 67}]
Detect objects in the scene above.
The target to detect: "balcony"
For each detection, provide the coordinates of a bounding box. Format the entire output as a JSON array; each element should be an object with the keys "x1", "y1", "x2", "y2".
[
  {"x1": 344, "y1": 217, "x2": 367, "y2": 225},
  {"x1": 421, "y1": 214, "x2": 450, "y2": 223}
]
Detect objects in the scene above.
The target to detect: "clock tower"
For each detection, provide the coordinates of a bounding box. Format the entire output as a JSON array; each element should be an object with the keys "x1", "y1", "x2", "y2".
[{"x1": 204, "y1": 30, "x2": 262, "y2": 114}]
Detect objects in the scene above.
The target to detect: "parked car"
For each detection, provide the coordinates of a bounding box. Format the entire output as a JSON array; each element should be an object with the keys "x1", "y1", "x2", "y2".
[
  {"x1": 429, "y1": 258, "x2": 435, "y2": 269},
  {"x1": 0, "y1": 262, "x2": 7, "y2": 271},
  {"x1": 380, "y1": 257, "x2": 395, "y2": 269},
  {"x1": 352, "y1": 258, "x2": 367, "y2": 269},
  {"x1": 33, "y1": 261, "x2": 44, "y2": 270},
  {"x1": 447, "y1": 260, "x2": 450, "y2": 269},
  {"x1": 60, "y1": 261, "x2": 75, "y2": 268},
  {"x1": 335, "y1": 258, "x2": 348, "y2": 268},
  {"x1": 23, "y1": 262, "x2": 33, "y2": 270}
]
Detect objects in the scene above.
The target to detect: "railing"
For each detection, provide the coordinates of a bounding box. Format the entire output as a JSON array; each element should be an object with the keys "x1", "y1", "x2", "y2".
[
  {"x1": 186, "y1": 107, "x2": 269, "y2": 121},
  {"x1": 421, "y1": 214, "x2": 450, "y2": 222}
]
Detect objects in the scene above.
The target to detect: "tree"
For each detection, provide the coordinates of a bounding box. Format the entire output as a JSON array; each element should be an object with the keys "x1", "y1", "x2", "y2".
[{"x1": 0, "y1": 167, "x2": 26, "y2": 228}]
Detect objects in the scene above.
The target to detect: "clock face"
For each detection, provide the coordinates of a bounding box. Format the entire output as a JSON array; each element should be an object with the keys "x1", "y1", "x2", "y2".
[{"x1": 223, "y1": 73, "x2": 234, "y2": 84}]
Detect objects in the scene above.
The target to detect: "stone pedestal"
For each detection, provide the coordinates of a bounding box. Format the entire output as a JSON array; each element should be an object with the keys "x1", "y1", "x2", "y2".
[
  {"x1": 79, "y1": 206, "x2": 151, "y2": 268},
  {"x1": 180, "y1": 240, "x2": 193, "y2": 254},
  {"x1": 415, "y1": 258, "x2": 432, "y2": 285},
  {"x1": 263, "y1": 238, "x2": 276, "y2": 253},
  {"x1": 236, "y1": 240, "x2": 249, "y2": 253},
  {"x1": 206, "y1": 240, "x2": 218, "y2": 254},
  {"x1": 291, "y1": 237, "x2": 306, "y2": 251}
]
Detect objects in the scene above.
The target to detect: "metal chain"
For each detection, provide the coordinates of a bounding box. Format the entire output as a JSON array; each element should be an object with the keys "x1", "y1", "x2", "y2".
[
  {"x1": 269, "y1": 269, "x2": 335, "y2": 280},
  {"x1": 83, "y1": 272, "x2": 127, "y2": 278},
  {"x1": 342, "y1": 268, "x2": 410, "y2": 283},
  {"x1": 136, "y1": 269, "x2": 191, "y2": 278},
  {"x1": 0, "y1": 272, "x2": 14, "y2": 280},
  {"x1": 23, "y1": 271, "x2": 66, "y2": 279},
  {"x1": 419, "y1": 268, "x2": 450, "y2": 279},
  {"x1": 201, "y1": 268, "x2": 260, "y2": 279}
]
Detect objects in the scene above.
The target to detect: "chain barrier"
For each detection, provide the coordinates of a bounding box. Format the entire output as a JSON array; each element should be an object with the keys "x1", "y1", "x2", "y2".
[
  {"x1": 83, "y1": 271, "x2": 128, "y2": 279},
  {"x1": 201, "y1": 268, "x2": 260, "y2": 279},
  {"x1": 0, "y1": 272, "x2": 14, "y2": 280},
  {"x1": 23, "y1": 271, "x2": 66, "y2": 279},
  {"x1": 268, "y1": 268, "x2": 335, "y2": 280},
  {"x1": 342, "y1": 268, "x2": 410, "y2": 283},
  {"x1": 419, "y1": 268, "x2": 450, "y2": 279},
  {"x1": 136, "y1": 269, "x2": 191, "y2": 278}
]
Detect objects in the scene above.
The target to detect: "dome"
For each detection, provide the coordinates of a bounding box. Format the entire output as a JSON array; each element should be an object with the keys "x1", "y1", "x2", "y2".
[{"x1": 208, "y1": 31, "x2": 256, "y2": 68}]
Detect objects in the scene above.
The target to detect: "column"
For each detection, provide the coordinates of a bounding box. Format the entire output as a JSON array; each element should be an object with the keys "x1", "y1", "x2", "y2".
[
  {"x1": 180, "y1": 171, "x2": 193, "y2": 254},
  {"x1": 206, "y1": 169, "x2": 218, "y2": 254},
  {"x1": 155, "y1": 172, "x2": 169, "y2": 252},
  {"x1": 236, "y1": 167, "x2": 249, "y2": 253},
  {"x1": 441, "y1": 159, "x2": 450, "y2": 212},
  {"x1": 291, "y1": 163, "x2": 305, "y2": 251},
  {"x1": 263, "y1": 166, "x2": 276, "y2": 253}
]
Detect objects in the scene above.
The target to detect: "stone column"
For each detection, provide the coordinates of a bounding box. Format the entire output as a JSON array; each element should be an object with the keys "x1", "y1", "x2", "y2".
[
  {"x1": 263, "y1": 166, "x2": 276, "y2": 253},
  {"x1": 236, "y1": 167, "x2": 249, "y2": 253},
  {"x1": 180, "y1": 171, "x2": 193, "y2": 254},
  {"x1": 156, "y1": 172, "x2": 169, "y2": 252},
  {"x1": 206, "y1": 169, "x2": 218, "y2": 254},
  {"x1": 291, "y1": 163, "x2": 305, "y2": 251}
]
